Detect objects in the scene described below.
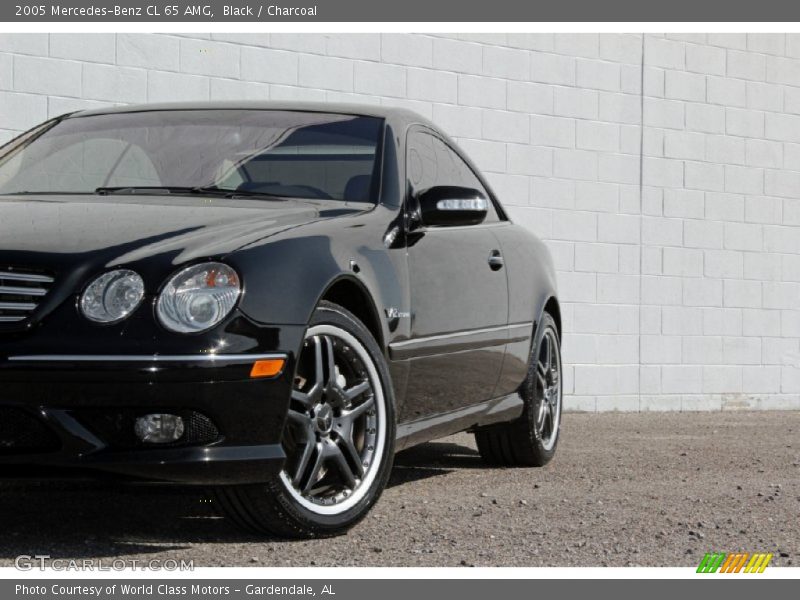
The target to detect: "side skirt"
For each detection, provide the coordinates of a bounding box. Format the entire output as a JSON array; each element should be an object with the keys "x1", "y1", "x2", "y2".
[{"x1": 394, "y1": 391, "x2": 524, "y2": 451}]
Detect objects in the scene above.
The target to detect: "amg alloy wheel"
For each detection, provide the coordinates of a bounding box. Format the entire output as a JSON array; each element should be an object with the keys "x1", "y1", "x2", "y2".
[
  {"x1": 215, "y1": 301, "x2": 395, "y2": 538},
  {"x1": 279, "y1": 324, "x2": 386, "y2": 513},
  {"x1": 474, "y1": 312, "x2": 562, "y2": 466}
]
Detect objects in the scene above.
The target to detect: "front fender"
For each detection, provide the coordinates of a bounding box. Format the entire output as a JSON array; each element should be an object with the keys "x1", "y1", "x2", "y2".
[{"x1": 226, "y1": 208, "x2": 408, "y2": 346}]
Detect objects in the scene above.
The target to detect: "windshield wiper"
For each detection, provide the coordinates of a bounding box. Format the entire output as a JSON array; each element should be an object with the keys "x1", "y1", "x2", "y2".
[
  {"x1": 94, "y1": 186, "x2": 287, "y2": 200},
  {"x1": 95, "y1": 186, "x2": 225, "y2": 196}
]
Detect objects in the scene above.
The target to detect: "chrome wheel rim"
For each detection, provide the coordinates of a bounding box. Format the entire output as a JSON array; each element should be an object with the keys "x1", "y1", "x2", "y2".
[
  {"x1": 279, "y1": 324, "x2": 386, "y2": 515},
  {"x1": 535, "y1": 328, "x2": 561, "y2": 452}
]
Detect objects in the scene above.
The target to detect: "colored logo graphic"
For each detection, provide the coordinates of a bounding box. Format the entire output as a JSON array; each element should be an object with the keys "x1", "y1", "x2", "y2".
[{"x1": 697, "y1": 552, "x2": 773, "y2": 573}]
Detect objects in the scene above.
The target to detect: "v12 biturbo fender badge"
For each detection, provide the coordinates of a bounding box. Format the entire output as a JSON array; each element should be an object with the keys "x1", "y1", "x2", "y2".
[{"x1": 385, "y1": 307, "x2": 411, "y2": 319}]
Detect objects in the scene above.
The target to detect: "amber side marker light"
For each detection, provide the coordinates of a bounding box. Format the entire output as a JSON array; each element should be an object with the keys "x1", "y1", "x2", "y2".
[{"x1": 250, "y1": 358, "x2": 286, "y2": 379}]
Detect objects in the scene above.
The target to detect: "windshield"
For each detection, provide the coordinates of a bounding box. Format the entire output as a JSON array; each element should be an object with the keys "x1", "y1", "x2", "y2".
[{"x1": 0, "y1": 110, "x2": 384, "y2": 202}]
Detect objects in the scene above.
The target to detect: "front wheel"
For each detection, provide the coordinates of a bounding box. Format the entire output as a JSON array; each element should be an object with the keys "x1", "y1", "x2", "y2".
[
  {"x1": 215, "y1": 301, "x2": 395, "y2": 538},
  {"x1": 475, "y1": 312, "x2": 562, "y2": 467}
]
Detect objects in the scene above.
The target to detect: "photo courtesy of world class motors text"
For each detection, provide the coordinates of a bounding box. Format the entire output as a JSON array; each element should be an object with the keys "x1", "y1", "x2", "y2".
[{"x1": 15, "y1": 583, "x2": 319, "y2": 596}]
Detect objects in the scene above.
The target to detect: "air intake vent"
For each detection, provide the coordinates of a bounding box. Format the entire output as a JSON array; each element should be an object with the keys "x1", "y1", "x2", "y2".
[
  {"x1": 0, "y1": 267, "x2": 54, "y2": 324},
  {"x1": 0, "y1": 407, "x2": 61, "y2": 454}
]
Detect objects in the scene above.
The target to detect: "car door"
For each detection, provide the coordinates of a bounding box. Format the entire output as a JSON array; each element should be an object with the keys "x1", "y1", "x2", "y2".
[{"x1": 394, "y1": 127, "x2": 509, "y2": 422}]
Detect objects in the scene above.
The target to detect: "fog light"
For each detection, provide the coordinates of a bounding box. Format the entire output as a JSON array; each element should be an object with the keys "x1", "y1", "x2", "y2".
[{"x1": 134, "y1": 414, "x2": 185, "y2": 444}]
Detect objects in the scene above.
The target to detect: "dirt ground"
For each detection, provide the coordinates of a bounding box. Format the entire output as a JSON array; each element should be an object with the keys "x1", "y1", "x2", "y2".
[{"x1": 0, "y1": 411, "x2": 797, "y2": 567}]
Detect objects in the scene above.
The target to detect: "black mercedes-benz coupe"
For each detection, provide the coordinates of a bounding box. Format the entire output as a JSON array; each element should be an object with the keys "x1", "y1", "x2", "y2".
[{"x1": 0, "y1": 102, "x2": 561, "y2": 537}]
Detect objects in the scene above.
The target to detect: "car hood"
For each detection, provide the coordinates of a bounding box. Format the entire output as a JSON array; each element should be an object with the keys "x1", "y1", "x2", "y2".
[{"x1": 0, "y1": 194, "x2": 366, "y2": 273}]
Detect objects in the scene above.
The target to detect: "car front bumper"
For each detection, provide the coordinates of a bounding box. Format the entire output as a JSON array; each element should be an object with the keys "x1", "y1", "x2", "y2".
[{"x1": 0, "y1": 353, "x2": 295, "y2": 485}]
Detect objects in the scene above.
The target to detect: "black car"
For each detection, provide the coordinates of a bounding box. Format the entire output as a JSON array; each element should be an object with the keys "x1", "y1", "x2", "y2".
[{"x1": 0, "y1": 102, "x2": 561, "y2": 538}]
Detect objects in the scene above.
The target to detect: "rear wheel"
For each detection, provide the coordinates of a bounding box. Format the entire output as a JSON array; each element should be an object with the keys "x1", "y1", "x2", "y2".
[
  {"x1": 215, "y1": 301, "x2": 395, "y2": 538},
  {"x1": 475, "y1": 312, "x2": 562, "y2": 467}
]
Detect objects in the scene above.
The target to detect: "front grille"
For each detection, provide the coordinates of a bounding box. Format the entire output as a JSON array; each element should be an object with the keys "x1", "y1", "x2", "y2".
[
  {"x1": 0, "y1": 407, "x2": 61, "y2": 455},
  {"x1": 0, "y1": 267, "x2": 54, "y2": 324}
]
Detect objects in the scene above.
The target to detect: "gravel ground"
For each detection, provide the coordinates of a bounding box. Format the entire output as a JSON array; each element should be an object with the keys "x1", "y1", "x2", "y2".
[{"x1": 0, "y1": 411, "x2": 797, "y2": 567}]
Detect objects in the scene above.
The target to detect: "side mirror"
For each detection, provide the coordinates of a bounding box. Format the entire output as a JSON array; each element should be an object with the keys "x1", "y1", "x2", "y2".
[{"x1": 416, "y1": 186, "x2": 489, "y2": 227}]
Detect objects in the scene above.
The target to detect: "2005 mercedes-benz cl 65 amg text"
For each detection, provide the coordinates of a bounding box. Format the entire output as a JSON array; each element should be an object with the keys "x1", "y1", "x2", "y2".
[{"x1": 0, "y1": 103, "x2": 561, "y2": 537}]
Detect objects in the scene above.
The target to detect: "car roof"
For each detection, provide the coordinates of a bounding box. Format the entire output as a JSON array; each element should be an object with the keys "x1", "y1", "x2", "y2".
[{"x1": 68, "y1": 101, "x2": 438, "y2": 131}]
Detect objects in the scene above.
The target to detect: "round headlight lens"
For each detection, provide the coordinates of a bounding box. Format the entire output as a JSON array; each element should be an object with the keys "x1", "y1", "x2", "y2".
[
  {"x1": 80, "y1": 269, "x2": 145, "y2": 323},
  {"x1": 156, "y1": 262, "x2": 241, "y2": 333}
]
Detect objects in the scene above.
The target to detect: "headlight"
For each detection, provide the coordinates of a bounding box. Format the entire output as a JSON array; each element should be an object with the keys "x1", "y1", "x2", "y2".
[
  {"x1": 80, "y1": 269, "x2": 145, "y2": 323},
  {"x1": 156, "y1": 262, "x2": 241, "y2": 333}
]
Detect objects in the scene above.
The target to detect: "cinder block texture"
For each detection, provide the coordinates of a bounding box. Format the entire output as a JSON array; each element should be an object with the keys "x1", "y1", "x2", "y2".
[
  {"x1": 0, "y1": 32, "x2": 798, "y2": 411},
  {"x1": 640, "y1": 33, "x2": 800, "y2": 412}
]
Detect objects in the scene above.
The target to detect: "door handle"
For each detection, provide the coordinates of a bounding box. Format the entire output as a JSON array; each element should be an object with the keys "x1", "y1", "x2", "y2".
[{"x1": 488, "y1": 250, "x2": 504, "y2": 271}]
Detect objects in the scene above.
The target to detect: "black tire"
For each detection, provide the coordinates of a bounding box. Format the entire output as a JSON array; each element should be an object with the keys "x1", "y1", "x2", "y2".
[
  {"x1": 214, "y1": 300, "x2": 396, "y2": 538},
  {"x1": 475, "y1": 312, "x2": 562, "y2": 467}
]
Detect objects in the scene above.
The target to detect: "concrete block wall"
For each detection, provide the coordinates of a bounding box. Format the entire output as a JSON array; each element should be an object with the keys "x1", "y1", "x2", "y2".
[
  {"x1": 638, "y1": 34, "x2": 800, "y2": 412},
  {"x1": 0, "y1": 32, "x2": 798, "y2": 411}
]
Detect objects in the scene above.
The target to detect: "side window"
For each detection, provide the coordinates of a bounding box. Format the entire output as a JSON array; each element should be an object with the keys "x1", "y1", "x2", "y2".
[
  {"x1": 407, "y1": 130, "x2": 501, "y2": 222},
  {"x1": 407, "y1": 130, "x2": 438, "y2": 193}
]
